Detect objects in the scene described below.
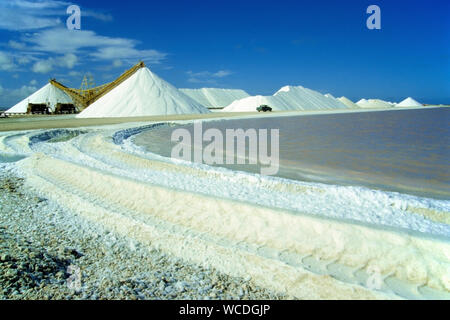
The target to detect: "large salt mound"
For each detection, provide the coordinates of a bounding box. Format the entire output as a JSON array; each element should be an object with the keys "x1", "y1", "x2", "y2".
[
  {"x1": 274, "y1": 86, "x2": 349, "y2": 110},
  {"x1": 223, "y1": 95, "x2": 289, "y2": 112},
  {"x1": 338, "y1": 97, "x2": 359, "y2": 109},
  {"x1": 77, "y1": 68, "x2": 210, "y2": 118},
  {"x1": 223, "y1": 85, "x2": 348, "y2": 112},
  {"x1": 180, "y1": 88, "x2": 250, "y2": 108},
  {"x1": 357, "y1": 99, "x2": 394, "y2": 109},
  {"x1": 6, "y1": 83, "x2": 73, "y2": 113},
  {"x1": 396, "y1": 97, "x2": 422, "y2": 107}
]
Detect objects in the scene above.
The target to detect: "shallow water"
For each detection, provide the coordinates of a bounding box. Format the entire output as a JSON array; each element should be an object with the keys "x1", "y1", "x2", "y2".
[
  {"x1": 134, "y1": 108, "x2": 450, "y2": 199},
  {"x1": 0, "y1": 154, "x2": 26, "y2": 163}
]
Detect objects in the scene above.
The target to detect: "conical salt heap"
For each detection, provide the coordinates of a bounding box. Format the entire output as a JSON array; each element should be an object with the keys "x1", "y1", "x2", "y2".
[
  {"x1": 77, "y1": 67, "x2": 210, "y2": 118},
  {"x1": 6, "y1": 83, "x2": 73, "y2": 113}
]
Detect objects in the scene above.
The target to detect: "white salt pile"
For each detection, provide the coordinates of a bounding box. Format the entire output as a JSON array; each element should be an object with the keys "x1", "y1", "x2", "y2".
[
  {"x1": 180, "y1": 88, "x2": 250, "y2": 108},
  {"x1": 77, "y1": 68, "x2": 210, "y2": 118},
  {"x1": 223, "y1": 95, "x2": 286, "y2": 112},
  {"x1": 6, "y1": 83, "x2": 73, "y2": 113},
  {"x1": 338, "y1": 97, "x2": 359, "y2": 109},
  {"x1": 223, "y1": 85, "x2": 348, "y2": 112},
  {"x1": 356, "y1": 98, "x2": 368, "y2": 105},
  {"x1": 357, "y1": 98, "x2": 394, "y2": 109},
  {"x1": 396, "y1": 97, "x2": 422, "y2": 107},
  {"x1": 274, "y1": 86, "x2": 348, "y2": 110}
]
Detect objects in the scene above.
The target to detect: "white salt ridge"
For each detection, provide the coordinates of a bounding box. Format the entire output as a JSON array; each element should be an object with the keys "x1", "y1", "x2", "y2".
[
  {"x1": 180, "y1": 88, "x2": 250, "y2": 108},
  {"x1": 357, "y1": 98, "x2": 394, "y2": 109},
  {"x1": 77, "y1": 68, "x2": 210, "y2": 118},
  {"x1": 223, "y1": 85, "x2": 348, "y2": 112},
  {"x1": 338, "y1": 96, "x2": 360, "y2": 109},
  {"x1": 6, "y1": 83, "x2": 73, "y2": 113},
  {"x1": 396, "y1": 97, "x2": 422, "y2": 107}
]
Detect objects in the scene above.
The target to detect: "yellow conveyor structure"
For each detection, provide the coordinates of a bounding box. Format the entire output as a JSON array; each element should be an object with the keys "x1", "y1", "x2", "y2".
[{"x1": 50, "y1": 61, "x2": 145, "y2": 110}]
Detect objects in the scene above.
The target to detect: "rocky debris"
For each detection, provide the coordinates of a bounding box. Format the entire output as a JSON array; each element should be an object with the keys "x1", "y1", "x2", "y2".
[
  {"x1": 0, "y1": 167, "x2": 287, "y2": 300},
  {"x1": 0, "y1": 227, "x2": 71, "y2": 298}
]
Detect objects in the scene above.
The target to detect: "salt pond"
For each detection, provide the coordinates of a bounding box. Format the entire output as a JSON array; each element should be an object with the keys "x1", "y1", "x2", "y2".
[{"x1": 134, "y1": 107, "x2": 450, "y2": 199}]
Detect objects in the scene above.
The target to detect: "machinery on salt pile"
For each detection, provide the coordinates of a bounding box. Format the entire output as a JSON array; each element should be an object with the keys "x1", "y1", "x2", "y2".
[{"x1": 49, "y1": 61, "x2": 146, "y2": 113}]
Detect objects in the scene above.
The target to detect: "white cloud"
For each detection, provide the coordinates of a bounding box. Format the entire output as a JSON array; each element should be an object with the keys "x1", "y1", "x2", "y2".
[
  {"x1": 0, "y1": 1, "x2": 112, "y2": 31},
  {"x1": 14, "y1": 85, "x2": 38, "y2": 97},
  {"x1": 0, "y1": 1, "x2": 63, "y2": 31},
  {"x1": 21, "y1": 28, "x2": 166, "y2": 65},
  {"x1": 187, "y1": 69, "x2": 233, "y2": 84},
  {"x1": 91, "y1": 47, "x2": 166, "y2": 64},
  {"x1": 0, "y1": 1, "x2": 167, "y2": 96},
  {"x1": 0, "y1": 51, "x2": 37, "y2": 71},
  {"x1": 24, "y1": 28, "x2": 130, "y2": 54},
  {"x1": 31, "y1": 53, "x2": 78, "y2": 73},
  {"x1": 59, "y1": 53, "x2": 77, "y2": 68},
  {"x1": 0, "y1": 84, "x2": 38, "y2": 108},
  {"x1": 213, "y1": 70, "x2": 233, "y2": 78},
  {"x1": 17, "y1": 56, "x2": 32, "y2": 65},
  {"x1": 1, "y1": 2, "x2": 165, "y2": 73},
  {"x1": 30, "y1": 79, "x2": 37, "y2": 85},
  {"x1": 0, "y1": 51, "x2": 16, "y2": 71},
  {"x1": 113, "y1": 59, "x2": 123, "y2": 67},
  {"x1": 187, "y1": 71, "x2": 210, "y2": 78},
  {"x1": 10, "y1": 0, "x2": 69, "y2": 10},
  {"x1": 8, "y1": 40, "x2": 26, "y2": 50},
  {"x1": 68, "y1": 70, "x2": 81, "y2": 77},
  {"x1": 32, "y1": 58, "x2": 54, "y2": 73},
  {"x1": 82, "y1": 10, "x2": 113, "y2": 22}
]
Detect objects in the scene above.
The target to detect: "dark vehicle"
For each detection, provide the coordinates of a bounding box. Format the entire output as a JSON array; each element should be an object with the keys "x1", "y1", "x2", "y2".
[
  {"x1": 257, "y1": 105, "x2": 272, "y2": 112},
  {"x1": 27, "y1": 103, "x2": 50, "y2": 114},
  {"x1": 55, "y1": 103, "x2": 77, "y2": 114}
]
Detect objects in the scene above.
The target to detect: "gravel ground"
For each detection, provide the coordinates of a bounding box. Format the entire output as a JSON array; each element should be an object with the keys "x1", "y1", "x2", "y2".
[{"x1": 0, "y1": 165, "x2": 287, "y2": 300}]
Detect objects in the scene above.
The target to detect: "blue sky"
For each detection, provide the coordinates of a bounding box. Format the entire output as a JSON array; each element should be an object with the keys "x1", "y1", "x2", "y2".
[{"x1": 0, "y1": 0, "x2": 449, "y2": 108}]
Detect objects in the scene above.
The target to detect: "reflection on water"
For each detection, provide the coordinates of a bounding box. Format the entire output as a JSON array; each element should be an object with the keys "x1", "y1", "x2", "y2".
[{"x1": 134, "y1": 108, "x2": 450, "y2": 199}]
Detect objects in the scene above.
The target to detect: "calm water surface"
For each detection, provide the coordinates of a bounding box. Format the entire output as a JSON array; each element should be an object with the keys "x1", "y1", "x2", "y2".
[{"x1": 134, "y1": 108, "x2": 450, "y2": 199}]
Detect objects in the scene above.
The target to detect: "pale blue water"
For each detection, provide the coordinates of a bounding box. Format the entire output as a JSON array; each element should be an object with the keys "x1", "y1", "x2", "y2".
[
  {"x1": 134, "y1": 108, "x2": 450, "y2": 199},
  {"x1": 0, "y1": 154, "x2": 26, "y2": 163}
]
